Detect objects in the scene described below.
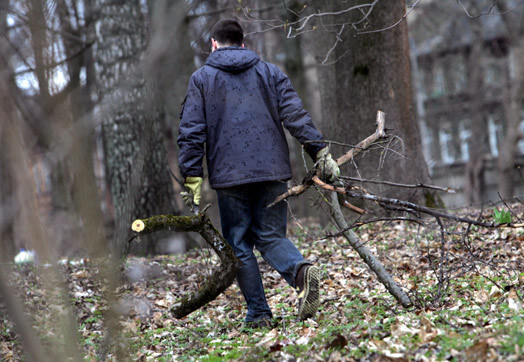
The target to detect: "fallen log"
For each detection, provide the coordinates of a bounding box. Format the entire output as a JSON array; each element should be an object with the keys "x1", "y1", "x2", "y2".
[{"x1": 131, "y1": 211, "x2": 239, "y2": 318}]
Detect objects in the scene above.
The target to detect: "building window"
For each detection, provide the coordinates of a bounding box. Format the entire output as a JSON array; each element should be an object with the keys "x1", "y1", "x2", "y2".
[
  {"x1": 488, "y1": 113, "x2": 504, "y2": 157},
  {"x1": 432, "y1": 64, "x2": 446, "y2": 98},
  {"x1": 459, "y1": 119, "x2": 471, "y2": 161},
  {"x1": 438, "y1": 120, "x2": 460, "y2": 164},
  {"x1": 446, "y1": 55, "x2": 467, "y2": 94},
  {"x1": 518, "y1": 103, "x2": 524, "y2": 155},
  {"x1": 484, "y1": 56, "x2": 506, "y2": 86}
]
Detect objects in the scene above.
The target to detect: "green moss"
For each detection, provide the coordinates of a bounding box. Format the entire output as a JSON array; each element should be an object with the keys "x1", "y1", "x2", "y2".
[{"x1": 424, "y1": 191, "x2": 446, "y2": 209}]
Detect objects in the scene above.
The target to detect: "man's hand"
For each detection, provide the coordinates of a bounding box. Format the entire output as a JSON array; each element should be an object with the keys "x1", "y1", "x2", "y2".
[
  {"x1": 315, "y1": 147, "x2": 340, "y2": 182},
  {"x1": 181, "y1": 176, "x2": 203, "y2": 206}
]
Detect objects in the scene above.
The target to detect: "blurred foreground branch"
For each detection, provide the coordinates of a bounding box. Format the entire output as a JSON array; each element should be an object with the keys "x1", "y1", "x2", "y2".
[{"x1": 0, "y1": 274, "x2": 50, "y2": 362}]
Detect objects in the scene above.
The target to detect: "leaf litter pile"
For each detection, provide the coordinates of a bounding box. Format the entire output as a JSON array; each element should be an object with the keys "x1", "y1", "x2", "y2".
[{"x1": 1, "y1": 206, "x2": 524, "y2": 361}]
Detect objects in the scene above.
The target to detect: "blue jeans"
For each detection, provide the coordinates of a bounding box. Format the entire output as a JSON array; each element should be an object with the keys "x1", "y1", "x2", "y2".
[{"x1": 216, "y1": 181, "x2": 309, "y2": 322}]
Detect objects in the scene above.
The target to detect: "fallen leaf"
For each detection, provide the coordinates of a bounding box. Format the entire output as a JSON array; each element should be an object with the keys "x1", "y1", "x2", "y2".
[
  {"x1": 489, "y1": 285, "x2": 503, "y2": 298},
  {"x1": 256, "y1": 328, "x2": 278, "y2": 348},
  {"x1": 325, "y1": 333, "x2": 348, "y2": 350},
  {"x1": 465, "y1": 340, "x2": 489, "y2": 361}
]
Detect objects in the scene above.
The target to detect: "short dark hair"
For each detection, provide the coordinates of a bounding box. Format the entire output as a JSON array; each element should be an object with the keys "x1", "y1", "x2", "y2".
[{"x1": 210, "y1": 19, "x2": 244, "y2": 46}]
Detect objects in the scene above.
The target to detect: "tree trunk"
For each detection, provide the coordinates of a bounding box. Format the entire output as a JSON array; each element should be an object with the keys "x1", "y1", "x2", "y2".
[
  {"x1": 496, "y1": 0, "x2": 524, "y2": 199},
  {"x1": 26, "y1": 0, "x2": 74, "y2": 211},
  {"x1": 0, "y1": 0, "x2": 15, "y2": 261},
  {"x1": 311, "y1": 0, "x2": 433, "y2": 206},
  {"x1": 55, "y1": 0, "x2": 108, "y2": 257},
  {"x1": 146, "y1": 0, "x2": 195, "y2": 207},
  {"x1": 94, "y1": 0, "x2": 176, "y2": 256},
  {"x1": 280, "y1": 0, "x2": 318, "y2": 220},
  {"x1": 465, "y1": 10, "x2": 489, "y2": 204}
]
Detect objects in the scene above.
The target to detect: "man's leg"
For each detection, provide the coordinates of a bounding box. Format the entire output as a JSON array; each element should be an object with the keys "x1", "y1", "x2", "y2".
[
  {"x1": 216, "y1": 185, "x2": 272, "y2": 322},
  {"x1": 249, "y1": 181, "x2": 321, "y2": 319},
  {"x1": 248, "y1": 181, "x2": 309, "y2": 287}
]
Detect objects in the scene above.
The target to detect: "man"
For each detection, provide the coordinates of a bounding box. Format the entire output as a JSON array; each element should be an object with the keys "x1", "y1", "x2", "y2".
[{"x1": 177, "y1": 19, "x2": 339, "y2": 327}]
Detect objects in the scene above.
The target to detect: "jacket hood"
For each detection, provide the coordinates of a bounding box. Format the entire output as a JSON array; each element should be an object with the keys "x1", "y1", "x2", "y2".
[{"x1": 205, "y1": 47, "x2": 260, "y2": 73}]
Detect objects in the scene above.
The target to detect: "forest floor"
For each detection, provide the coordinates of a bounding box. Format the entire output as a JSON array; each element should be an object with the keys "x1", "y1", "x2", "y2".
[{"x1": 1, "y1": 205, "x2": 524, "y2": 361}]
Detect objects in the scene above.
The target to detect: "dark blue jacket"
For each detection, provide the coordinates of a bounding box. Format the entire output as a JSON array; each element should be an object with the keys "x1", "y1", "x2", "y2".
[{"x1": 178, "y1": 47, "x2": 325, "y2": 189}]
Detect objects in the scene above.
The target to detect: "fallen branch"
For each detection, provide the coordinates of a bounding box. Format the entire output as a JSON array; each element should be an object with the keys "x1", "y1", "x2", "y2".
[
  {"x1": 340, "y1": 176, "x2": 456, "y2": 193},
  {"x1": 335, "y1": 110, "x2": 386, "y2": 166},
  {"x1": 314, "y1": 175, "x2": 524, "y2": 229},
  {"x1": 268, "y1": 110, "x2": 388, "y2": 208},
  {"x1": 311, "y1": 176, "x2": 365, "y2": 214},
  {"x1": 337, "y1": 186, "x2": 517, "y2": 229},
  {"x1": 131, "y1": 211, "x2": 239, "y2": 318},
  {"x1": 329, "y1": 191, "x2": 413, "y2": 308},
  {"x1": 311, "y1": 178, "x2": 412, "y2": 306}
]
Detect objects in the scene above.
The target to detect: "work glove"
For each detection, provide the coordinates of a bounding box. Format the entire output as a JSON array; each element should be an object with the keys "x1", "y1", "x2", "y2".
[
  {"x1": 315, "y1": 147, "x2": 340, "y2": 182},
  {"x1": 181, "y1": 176, "x2": 203, "y2": 207}
]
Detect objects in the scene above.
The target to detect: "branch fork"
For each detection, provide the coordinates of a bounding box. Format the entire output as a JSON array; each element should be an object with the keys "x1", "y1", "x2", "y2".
[{"x1": 130, "y1": 209, "x2": 238, "y2": 318}]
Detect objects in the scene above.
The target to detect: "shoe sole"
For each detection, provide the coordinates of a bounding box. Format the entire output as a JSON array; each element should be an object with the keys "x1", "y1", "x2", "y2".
[{"x1": 298, "y1": 266, "x2": 321, "y2": 320}]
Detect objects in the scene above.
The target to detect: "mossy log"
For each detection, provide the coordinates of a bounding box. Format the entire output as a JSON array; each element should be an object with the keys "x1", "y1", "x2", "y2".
[{"x1": 131, "y1": 212, "x2": 239, "y2": 318}]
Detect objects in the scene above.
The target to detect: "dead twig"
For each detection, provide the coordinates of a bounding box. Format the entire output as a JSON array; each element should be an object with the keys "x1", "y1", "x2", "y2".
[{"x1": 340, "y1": 176, "x2": 456, "y2": 193}]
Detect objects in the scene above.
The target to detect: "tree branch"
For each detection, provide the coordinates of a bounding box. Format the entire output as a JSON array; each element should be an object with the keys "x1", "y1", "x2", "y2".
[
  {"x1": 327, "y1": 183, "x2": 521, "y2": 229},
  {"x1": 340, "y1": 176, "x2": 456, "y2": 193},
  {"x1": 268, "y1": 110, "x2": 388, "y2": 208},
  {"x1": 329, "y1": 191, "x2": 413, "y2": 308},
  {"x1": 131, "y1": 212, "x2": 239, "y2": 318},
  {"x1": 356, "y1": 0, "x2": 423, "y2": 34}
]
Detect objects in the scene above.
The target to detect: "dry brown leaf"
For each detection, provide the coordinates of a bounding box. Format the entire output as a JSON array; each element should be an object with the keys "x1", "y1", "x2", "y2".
[
  {"x1": 391, "y1": 319, "x2": 419, "y2": 337},
  {"x1": 465, "y1": 340, "x2": 489, "y2": 361},
  {"x1": 256, "y1": 328, "x2": 278, "y2": 348},
  {"x1": 489, "y1": 285, "x2": 503, "y2": 298}
]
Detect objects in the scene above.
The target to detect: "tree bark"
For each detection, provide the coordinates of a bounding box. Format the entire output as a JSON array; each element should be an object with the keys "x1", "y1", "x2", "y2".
[
  {"x1": 280, "y1": 0, "x2": 317, "y2": 220},
  {"x1": 311, "y1": 0, "x2": 433, "y2": 206},
  {"x1": 465, "y1": 7, "x2": 489, "y2": 204},
  {"x1": 496, "y1": 0, "x2": 524, "y2": 199},
  {"x1": 94, "y1": 0, "x2": 177, "y2": 256},
  {"x1": 131, "y1": 212, "x2": 239, "y2": 318},
  {"x1": 0, "y1": 0, "x2": 15, "y2": 261}
]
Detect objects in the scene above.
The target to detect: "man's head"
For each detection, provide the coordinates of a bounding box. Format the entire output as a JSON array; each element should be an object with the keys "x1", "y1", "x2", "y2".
[{"x1": 210, "y1": 19, "x2": 244, "y2": 50}]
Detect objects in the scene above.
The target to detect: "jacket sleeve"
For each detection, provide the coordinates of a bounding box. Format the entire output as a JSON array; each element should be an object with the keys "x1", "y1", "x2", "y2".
[
  {"x1": 275, "y1": 67, "x2": 326, "y2": 159},
  {"x1": 177, "y1": 73, "x2": 206, "y2": 178}
]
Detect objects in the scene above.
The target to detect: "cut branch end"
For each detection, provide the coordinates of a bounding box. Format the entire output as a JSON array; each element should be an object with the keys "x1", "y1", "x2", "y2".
[{"x1": 131, "y1": 220, "x2": 145, "y2": 232}]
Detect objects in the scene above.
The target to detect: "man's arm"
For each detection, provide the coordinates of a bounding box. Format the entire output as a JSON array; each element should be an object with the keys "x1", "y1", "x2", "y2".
[
  {"x1": 275, "y1": 68, "x2": 339, "y2": 181},
  {"x1": 177, "y1": 74, "x2": 206, "y2": 179},
  {"x1": 275, "y1": 67, "x2": 326, "y2": 159}
]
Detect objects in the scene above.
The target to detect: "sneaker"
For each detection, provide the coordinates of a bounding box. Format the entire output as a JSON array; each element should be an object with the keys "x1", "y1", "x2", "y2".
[
  {"x1": 244, "y1": 314, "x2": 273, "y2": 329},
  {"x1": 296, "y1": 265, "x2": 321, "y2": 320}
]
